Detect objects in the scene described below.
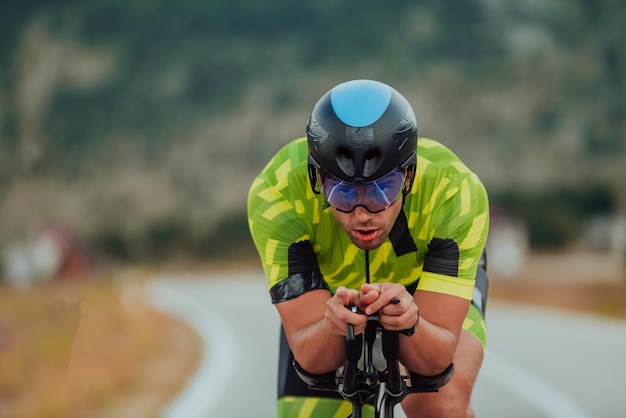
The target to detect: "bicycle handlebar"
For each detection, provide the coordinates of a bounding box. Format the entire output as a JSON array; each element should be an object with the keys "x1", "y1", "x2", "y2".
[{"x1": 296, "y1": 306, "x2": 455, "y2": 418}]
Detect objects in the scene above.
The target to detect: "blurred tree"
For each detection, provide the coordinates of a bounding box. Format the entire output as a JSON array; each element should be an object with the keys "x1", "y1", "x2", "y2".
[{"x1": 0, "y1": 0, "x2": 624, "y2": 261}]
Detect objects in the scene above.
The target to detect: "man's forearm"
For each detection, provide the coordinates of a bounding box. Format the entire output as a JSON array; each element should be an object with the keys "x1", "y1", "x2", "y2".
[
  {"x1": 399, "y1": 317, "x2": 458, "y2": 376},
  {"x1": 289, "y1": 317, "x2": 347, "y2": 374}
]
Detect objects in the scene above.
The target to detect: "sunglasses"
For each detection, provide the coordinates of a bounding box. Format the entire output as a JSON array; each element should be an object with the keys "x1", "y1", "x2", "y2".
[{"x1": 318, "y1": 167, "x2": 406, "y2": 213}]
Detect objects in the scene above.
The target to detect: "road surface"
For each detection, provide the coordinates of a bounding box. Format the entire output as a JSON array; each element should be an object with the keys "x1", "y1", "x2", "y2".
[{"x1": 147, "y1": 271, "x2": 626, "y2": 418}]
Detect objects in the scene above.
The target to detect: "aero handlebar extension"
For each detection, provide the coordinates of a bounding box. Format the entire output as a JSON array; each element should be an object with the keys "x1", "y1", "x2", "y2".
[{"x1": 295, "y1": 306, "x2": 455, "y2": 418}]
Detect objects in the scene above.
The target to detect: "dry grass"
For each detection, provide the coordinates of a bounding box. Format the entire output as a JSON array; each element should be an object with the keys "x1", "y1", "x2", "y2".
[
  {"x1": 0, "y1": 271, "x2": 201, "y2": 418},
  {"x1": 491, "y1": 279, "x2": 626, "y2": 319},
  {"x1": 489, "y1": 250, "x2": 626, "y2": 319}
]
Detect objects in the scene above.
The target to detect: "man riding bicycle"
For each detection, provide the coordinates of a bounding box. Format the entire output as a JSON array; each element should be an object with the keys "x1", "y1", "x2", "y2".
[{"x1": 248, "y1": 79, "x2": 489, "y2": 417}]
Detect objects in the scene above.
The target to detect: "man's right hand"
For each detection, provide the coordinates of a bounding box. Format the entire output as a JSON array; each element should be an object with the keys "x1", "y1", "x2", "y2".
[{"x1": 324, "y1": 286, "x2": 368, "y2": 336}]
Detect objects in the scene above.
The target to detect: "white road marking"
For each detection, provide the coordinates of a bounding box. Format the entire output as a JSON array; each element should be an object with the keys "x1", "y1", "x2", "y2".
[
  {"x1": 148, "y1": 280, "x2": 240, "y2": 418},
  {"x1": 481, "y1": 350, "x2": 594, "y2": 418}
]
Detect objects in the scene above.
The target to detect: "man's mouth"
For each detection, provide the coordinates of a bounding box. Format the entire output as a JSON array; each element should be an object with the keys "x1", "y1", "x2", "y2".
[{"x1": 354, "y1": 228, "x2": 379, "y2": 240}]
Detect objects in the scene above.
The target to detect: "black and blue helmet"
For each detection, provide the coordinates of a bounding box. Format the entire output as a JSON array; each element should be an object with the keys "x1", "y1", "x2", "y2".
[{"x1": 307, "y1": 79, "x2": 418, "y2": 191}]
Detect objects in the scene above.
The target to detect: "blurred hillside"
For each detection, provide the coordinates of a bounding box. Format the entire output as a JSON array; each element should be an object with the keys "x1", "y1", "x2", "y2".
[{"x1": 1, "y1": 0, "x2": 625, "y2": 265}]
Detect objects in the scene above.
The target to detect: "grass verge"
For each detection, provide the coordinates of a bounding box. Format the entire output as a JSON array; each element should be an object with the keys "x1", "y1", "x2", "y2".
[
  {"x1": 0, "y1": 271, "x2": 201, "y2": 418},
  {"x1": 491, "y1": 279, "x2": 626, "y2": 319}
]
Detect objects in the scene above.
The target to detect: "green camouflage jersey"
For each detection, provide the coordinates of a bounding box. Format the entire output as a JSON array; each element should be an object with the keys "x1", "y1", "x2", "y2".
[
  {"x1": 248, "y1": 136, "x2": 488, "y2": 302},
  {"x1": 248, "y1": 136, "x2": 489, "y2": 417}
]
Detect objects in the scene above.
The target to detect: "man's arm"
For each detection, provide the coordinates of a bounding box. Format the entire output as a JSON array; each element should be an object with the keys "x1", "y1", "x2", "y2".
[
  {"x1": 388, "y1": 164, "x2": 489, "y2": 375},
  {"x1": 402, "y1": 289, "x2": 469, "y2": 375},
  {"x1": 275, "y1": 286, "x2": 374, "y2": 375}
]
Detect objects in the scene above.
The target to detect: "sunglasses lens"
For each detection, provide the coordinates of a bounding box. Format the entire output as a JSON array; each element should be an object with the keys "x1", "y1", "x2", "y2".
[{"x1": 319, "y1": 168, "x2": 405, "y2": 213}]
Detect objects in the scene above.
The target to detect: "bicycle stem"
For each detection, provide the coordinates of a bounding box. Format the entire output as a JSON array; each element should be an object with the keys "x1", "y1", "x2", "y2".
[{"x1": 364, "y1": 318, "x2": 378, "y2": 381}]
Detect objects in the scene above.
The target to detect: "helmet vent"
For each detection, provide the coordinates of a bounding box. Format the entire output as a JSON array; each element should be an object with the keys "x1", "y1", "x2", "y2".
[
  {"x1": 363, "y1": 149, "x2": 381, "y2": 178},
  {"x1": 335, "y1": 147, "x2": 355, "y2": 177}
]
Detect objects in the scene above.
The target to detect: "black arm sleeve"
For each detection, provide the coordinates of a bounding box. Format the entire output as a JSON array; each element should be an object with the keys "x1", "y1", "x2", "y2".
[
  {"x1": 269, "y1": 240, "x2": 329, "y2": 304},
  {"x1": 423, "y1": 237, "x2": 459, "y2": 276}
]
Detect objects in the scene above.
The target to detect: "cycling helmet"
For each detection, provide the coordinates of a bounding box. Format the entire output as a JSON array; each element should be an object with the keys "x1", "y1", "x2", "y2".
[{"x1": 307, "y1": 79, "x2": 417, "y2": 196}]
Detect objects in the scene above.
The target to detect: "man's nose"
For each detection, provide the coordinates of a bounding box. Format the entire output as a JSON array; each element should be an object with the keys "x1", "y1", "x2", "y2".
[{"x1": 353, "y1": 205, "x2": 374, "y2": 221}]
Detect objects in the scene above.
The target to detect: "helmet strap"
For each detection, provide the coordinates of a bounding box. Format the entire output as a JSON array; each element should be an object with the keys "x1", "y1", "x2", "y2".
[
  {"x1": 307, "y1": 163, "x2": 321, "y2": 194},
  {"x1": 400, "y1": 150, "x2": 417, "y2": 195},
  {"x1": 402, "y1": 163, "x2": 416, "y2": 195}
]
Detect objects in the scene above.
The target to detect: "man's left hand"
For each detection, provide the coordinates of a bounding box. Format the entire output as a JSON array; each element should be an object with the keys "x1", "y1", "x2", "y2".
[{"x1": 360, "y1": 283, "x2": 419, "y2": 332}]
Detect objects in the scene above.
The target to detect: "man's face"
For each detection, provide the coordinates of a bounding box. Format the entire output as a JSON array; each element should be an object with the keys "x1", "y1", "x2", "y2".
[{"x1": 331, "y1": 199, "x2": 402, "y2": 250}]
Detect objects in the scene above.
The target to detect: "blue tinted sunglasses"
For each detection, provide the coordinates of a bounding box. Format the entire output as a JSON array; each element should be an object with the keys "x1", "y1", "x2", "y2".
[{"x1": 318, "y1": 167, "x2": 406, "y2": 213}]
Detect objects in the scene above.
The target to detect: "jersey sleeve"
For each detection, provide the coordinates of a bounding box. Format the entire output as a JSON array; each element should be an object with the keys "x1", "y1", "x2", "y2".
[
  {"x1": 418, "y1": 169, "x2": 489, "y2": 300},
  {"x1": 247, "y1": 139, "x2": 324, "y2": 295},
  {"x1": 248, "y1": 180, "x2": 309, "y2": 286}
]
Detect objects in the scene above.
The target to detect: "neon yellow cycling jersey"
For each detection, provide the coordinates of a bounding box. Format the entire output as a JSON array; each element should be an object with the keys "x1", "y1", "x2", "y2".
[
  {"x1": 248, "y1": 136, "x2": 489, "y2": 417},
  {"x1": 248, "y1": 136, "x2": 489, "y2": 303}
]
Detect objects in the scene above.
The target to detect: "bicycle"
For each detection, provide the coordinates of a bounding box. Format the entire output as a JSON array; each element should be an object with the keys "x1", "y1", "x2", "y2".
[{"x1": 293, "y1": 306, "x2": 455, "y2": 418}]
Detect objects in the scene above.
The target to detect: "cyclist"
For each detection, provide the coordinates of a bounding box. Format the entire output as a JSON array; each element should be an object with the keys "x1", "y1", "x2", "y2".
[{"x1": 248, "y1": 79, "x2": 489, "y2": 418}]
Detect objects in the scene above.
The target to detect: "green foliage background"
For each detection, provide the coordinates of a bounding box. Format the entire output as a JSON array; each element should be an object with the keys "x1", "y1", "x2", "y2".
[{"x1": 1, "y1": 0, "x2": 624, "y2": 261}]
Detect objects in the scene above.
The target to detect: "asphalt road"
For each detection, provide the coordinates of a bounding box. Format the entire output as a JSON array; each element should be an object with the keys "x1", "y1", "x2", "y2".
[{"x1": 147, "y1": 271, "x2": 626, "y2": 418}]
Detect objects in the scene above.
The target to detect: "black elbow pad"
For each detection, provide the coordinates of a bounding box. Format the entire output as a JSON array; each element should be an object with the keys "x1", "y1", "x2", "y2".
[
  {"x1": 292, "y1": 360, "x2": 338, "y2": 389},
  {"x1": 408, "y1": 363, "x2": 455, "y2": 392}
]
